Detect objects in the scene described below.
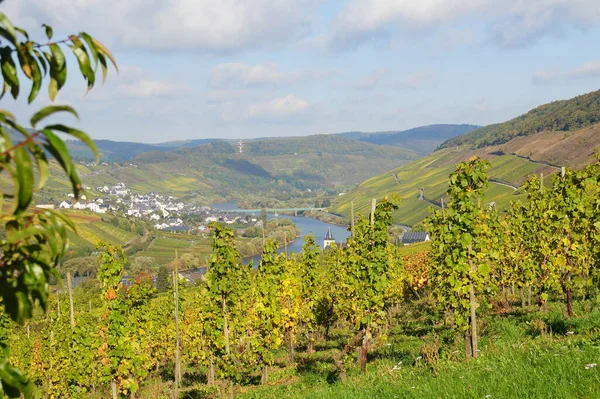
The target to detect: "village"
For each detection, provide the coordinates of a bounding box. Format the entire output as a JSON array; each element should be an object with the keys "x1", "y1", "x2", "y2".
[{"x1": 36, "y1": 182, "x2": 263, "y2": 233}]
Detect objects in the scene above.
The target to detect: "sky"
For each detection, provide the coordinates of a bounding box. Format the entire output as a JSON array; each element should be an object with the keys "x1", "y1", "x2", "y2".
[{"x1": 4, "y1": 0, "x2": 600, "y2": 143}]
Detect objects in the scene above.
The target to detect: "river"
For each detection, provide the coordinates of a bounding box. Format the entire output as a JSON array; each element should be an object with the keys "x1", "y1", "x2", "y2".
[{"x1": 211, "y1": 202, "x2": 351, "y2": 264}]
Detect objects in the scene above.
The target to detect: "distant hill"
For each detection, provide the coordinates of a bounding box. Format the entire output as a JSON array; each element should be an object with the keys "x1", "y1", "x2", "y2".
[
  {"x1": 32, "y1": 136, "x2": 422, "y2": 205},
  {"x1": 132, "y1": 136, "x2": 421, "y2": 188},
  {"x1": 440, "y1": 89, "x2": 600, "y2": 149},
  {"x1": 333, "y1": 91, "x2": 600, "y2": 226},
  {"x1": 66, "y1": 138, "x2": 221, "y2": 162},
  {"x1": 64, "y1": 123, "x2": 477, "y2": 162},
  {"x1": 339, "y1": 124, "x2": 479, "y2": 154}
]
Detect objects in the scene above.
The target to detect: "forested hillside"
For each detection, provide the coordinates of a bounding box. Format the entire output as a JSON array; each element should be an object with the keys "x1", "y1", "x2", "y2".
[{"x1": 441, "y1": 89, "x2": 600, "y2": 148}]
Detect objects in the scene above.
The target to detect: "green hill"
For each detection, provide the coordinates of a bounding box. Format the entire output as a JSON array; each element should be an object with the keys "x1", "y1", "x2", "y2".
[
  {"x1": 66, "y1": 122, "x2": 469, "y2": 163},
  {"x1": 36, "y1": 136, "x2": 422, "y2": 205},
  {"x1": 66, "y1": 138, "x2": 220, "y2": 162},
  {"x1": 333, "y1": 91, "x2": 600, "y2": 226},
  {"x1": 440, "y1": 89, "x2": 600, "y2": 149}
]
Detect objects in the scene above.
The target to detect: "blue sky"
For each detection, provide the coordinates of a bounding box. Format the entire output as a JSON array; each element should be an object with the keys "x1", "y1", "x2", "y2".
[{"x1": 4, "y1": 0, "x2": 600, "y2": 142}]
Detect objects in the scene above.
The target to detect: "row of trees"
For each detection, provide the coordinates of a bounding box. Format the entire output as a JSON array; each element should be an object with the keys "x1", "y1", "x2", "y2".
[{"x1": 428, "y1": 156, "x2": 600, "y2": 358}]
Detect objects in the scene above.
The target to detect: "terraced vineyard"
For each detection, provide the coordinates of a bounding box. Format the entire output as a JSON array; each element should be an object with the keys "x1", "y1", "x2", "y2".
[{"x1": 332, "y1": 147, "x2": 545, "y2": 226}]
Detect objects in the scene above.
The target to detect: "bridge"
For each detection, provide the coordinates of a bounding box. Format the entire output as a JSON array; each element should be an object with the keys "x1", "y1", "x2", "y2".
[{"x1": 228, "y1": 207, "x2": 327, "y2": 214}]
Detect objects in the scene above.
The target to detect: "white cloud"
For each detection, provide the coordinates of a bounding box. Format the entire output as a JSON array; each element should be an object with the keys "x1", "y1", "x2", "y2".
[
  {"x1": 329, "y1": 0, "x2": 600, "y2": 50},
  {"x1": 247, "y1": 95, "x2": 310, "y2": 119},
  {"x1": 572, "y1": 60, "x2": 600, "y2": 78},
  {"x1": 208, "y1": 63, "x2": 331, "y2": 88},
  {"x1": 86, "y1": 66, "x2": 186, "y2": 100},
  {"x1": 3, "y1": 0, "x2": 320, "y2": 52},
  {"x1": 534, "y1": 60, "x2": 600, "y2": 83}
]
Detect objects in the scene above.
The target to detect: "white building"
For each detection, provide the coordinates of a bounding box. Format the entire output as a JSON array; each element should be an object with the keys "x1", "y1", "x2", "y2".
[{"x1": 324, "y1": 228, "x2": 336, "y2": 248}]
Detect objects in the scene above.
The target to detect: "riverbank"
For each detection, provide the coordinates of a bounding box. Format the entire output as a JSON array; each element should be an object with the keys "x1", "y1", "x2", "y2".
[
  {"x1": 280, "y1": 209, "x2": 349, "y2": 227},
  {"x1": 211, "y1": 202, "x2": 351, "y2": 264},
  {"x1": 237, "y1": 218, "x2": 301, "y2": 258}
]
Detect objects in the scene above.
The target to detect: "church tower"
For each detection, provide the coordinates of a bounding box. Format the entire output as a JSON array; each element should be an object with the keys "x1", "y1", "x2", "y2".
[{"x1": 323, "y1": 227, "x2": 336, "y2": 248}]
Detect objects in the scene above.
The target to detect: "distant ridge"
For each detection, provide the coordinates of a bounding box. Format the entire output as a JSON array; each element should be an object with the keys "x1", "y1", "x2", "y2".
[
  {"x1": 63, "y1": 123, "x2": 478, "y2": 162},
  {"x1": 339, "y1": 124, "x2": 480, "y2": 154}
]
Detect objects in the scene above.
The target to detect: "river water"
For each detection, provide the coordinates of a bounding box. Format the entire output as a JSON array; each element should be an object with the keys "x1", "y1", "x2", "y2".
[{"x1": 211, "y1": 202, "x2": 351, "y2": 264}]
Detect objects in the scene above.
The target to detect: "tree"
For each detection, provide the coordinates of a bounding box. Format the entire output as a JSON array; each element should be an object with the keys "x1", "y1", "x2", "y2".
[
  {"x1": 254, "y1": 239, "x2": 286, "y2": 384},
  {"x1": 259, "y1": 208, "x2": 268, "y2": 227},
  {"x1": 156, "y1": 266, "x2": 171, "y2": 293},
  {"x1": 205, "y1": 222, "x2": 250, "y2": 396},
  {"x1": 298, "y1": 235, "x2": 320, "y2": 352},
  {"x1": 0, "y1": 12, "x2": 117, "y2": 397},
  {"x1": 130, "y1": 257, "x2": 155, "y2": 276},
  {"x1": 427, "y1": 157, "x2": 493, "y2": 360},
  {"x1": 336, "y1": 196, "x2": 399, "y2": 374}
]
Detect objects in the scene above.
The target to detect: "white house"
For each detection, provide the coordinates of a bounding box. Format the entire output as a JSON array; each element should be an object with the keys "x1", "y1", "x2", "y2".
[
  {"x1": 73, "y1": 202, "x2": 86, "y2": 210},
  {"x1": 59, "y1": 201, "x2": 72, "y2": 209},
  {"x1": 85, "y1": 203, "x2": 102, "y2": 213},
  {"x1": 36, "y1": 204, "x2": 55, "y2": 209}
]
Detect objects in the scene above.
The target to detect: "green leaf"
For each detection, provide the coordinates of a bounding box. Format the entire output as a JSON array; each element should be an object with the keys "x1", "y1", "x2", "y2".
[
  {"x1": 30, "y1": 105, "x2": 79, "y2": 128},
  {"x1": 48, "y1": 44, "x2": 67, "y2": 100},
  {"x1": 26, "y1": 141, "x2": 49, "y2": 190},
  {"x1": 0, "y1": 12, "x2": 17, "y2": 44},
  {"x1": 45, "y1": 124, "x2": 99, "y2": 163},
  {"x1": 32, "y1": 50, "x2": 47, "y2": 77},
  {"x1": 0, "y1": 109, "x2": 15, "y2": 121},
  {"x1": 42, "y1": 24, "x2": 53, "y2": 40},
  {"x1": 97, "y1": 52, "x2": 108, "y2": 83},
  {"x1": 0, "y1": 28, "x2": 17, "y2": 49},
  {"x1": 92, "y1": 37, "x2": 118, "y2": 72},
  {"x1": 70, "y1": 38, "x2": 94, "y2": 89},
  {"x1": 0, "y1": 81, "x2": 9, "y2": 100},
  {"x1": 16, "y1": 45, "x2": 33, "y2": 79},
  {"x1": 1, "y1": 48, "x2": 20, "y2": 99},
  {"x1": 27, "y1": 57, "x2": 42, "y2": 104},
  {"x1": 14, "y1": 26, "x2": 29, "y2": 41},
  {"x1": 14, "y1": 146, "x2": 34, "y2": 214},
  {"x1": 48, "y1": 76, "x2": 58, "y2": 101},
  {"x1": 42, "y1": 130, "x2": 83, "y2": 197},
  {"x1": 80, "y1": 32, "x2": 99, "y2": 69}
]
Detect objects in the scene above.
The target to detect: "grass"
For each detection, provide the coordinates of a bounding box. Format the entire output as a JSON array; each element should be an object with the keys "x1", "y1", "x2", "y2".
[
  {"x1": 237, "y1": 344, "x2": 599, "y2": 399},
  {"x1": 229, "y1": 302, "x2": 600, "y2": 399}
]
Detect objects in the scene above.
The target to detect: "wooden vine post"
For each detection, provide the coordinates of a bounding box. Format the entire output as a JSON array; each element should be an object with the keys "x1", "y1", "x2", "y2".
[
  {"x1": 468, "y1": 244, "x2": 478, "y2": 357},
  {"x1": 173, "y1": 252, "x2": 181, "y2": 395},
  {"x1": 350, "y1": 201, "x2": 355, "y2": 234},
  {"x1": 67, "y1": 272, "x2": 75, "y2": 332}
]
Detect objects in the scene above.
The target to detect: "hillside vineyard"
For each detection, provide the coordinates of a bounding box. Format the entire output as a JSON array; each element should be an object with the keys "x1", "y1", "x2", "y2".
[{"x1": 2, "y1": 7, "x2": 600, "y2": 399}]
